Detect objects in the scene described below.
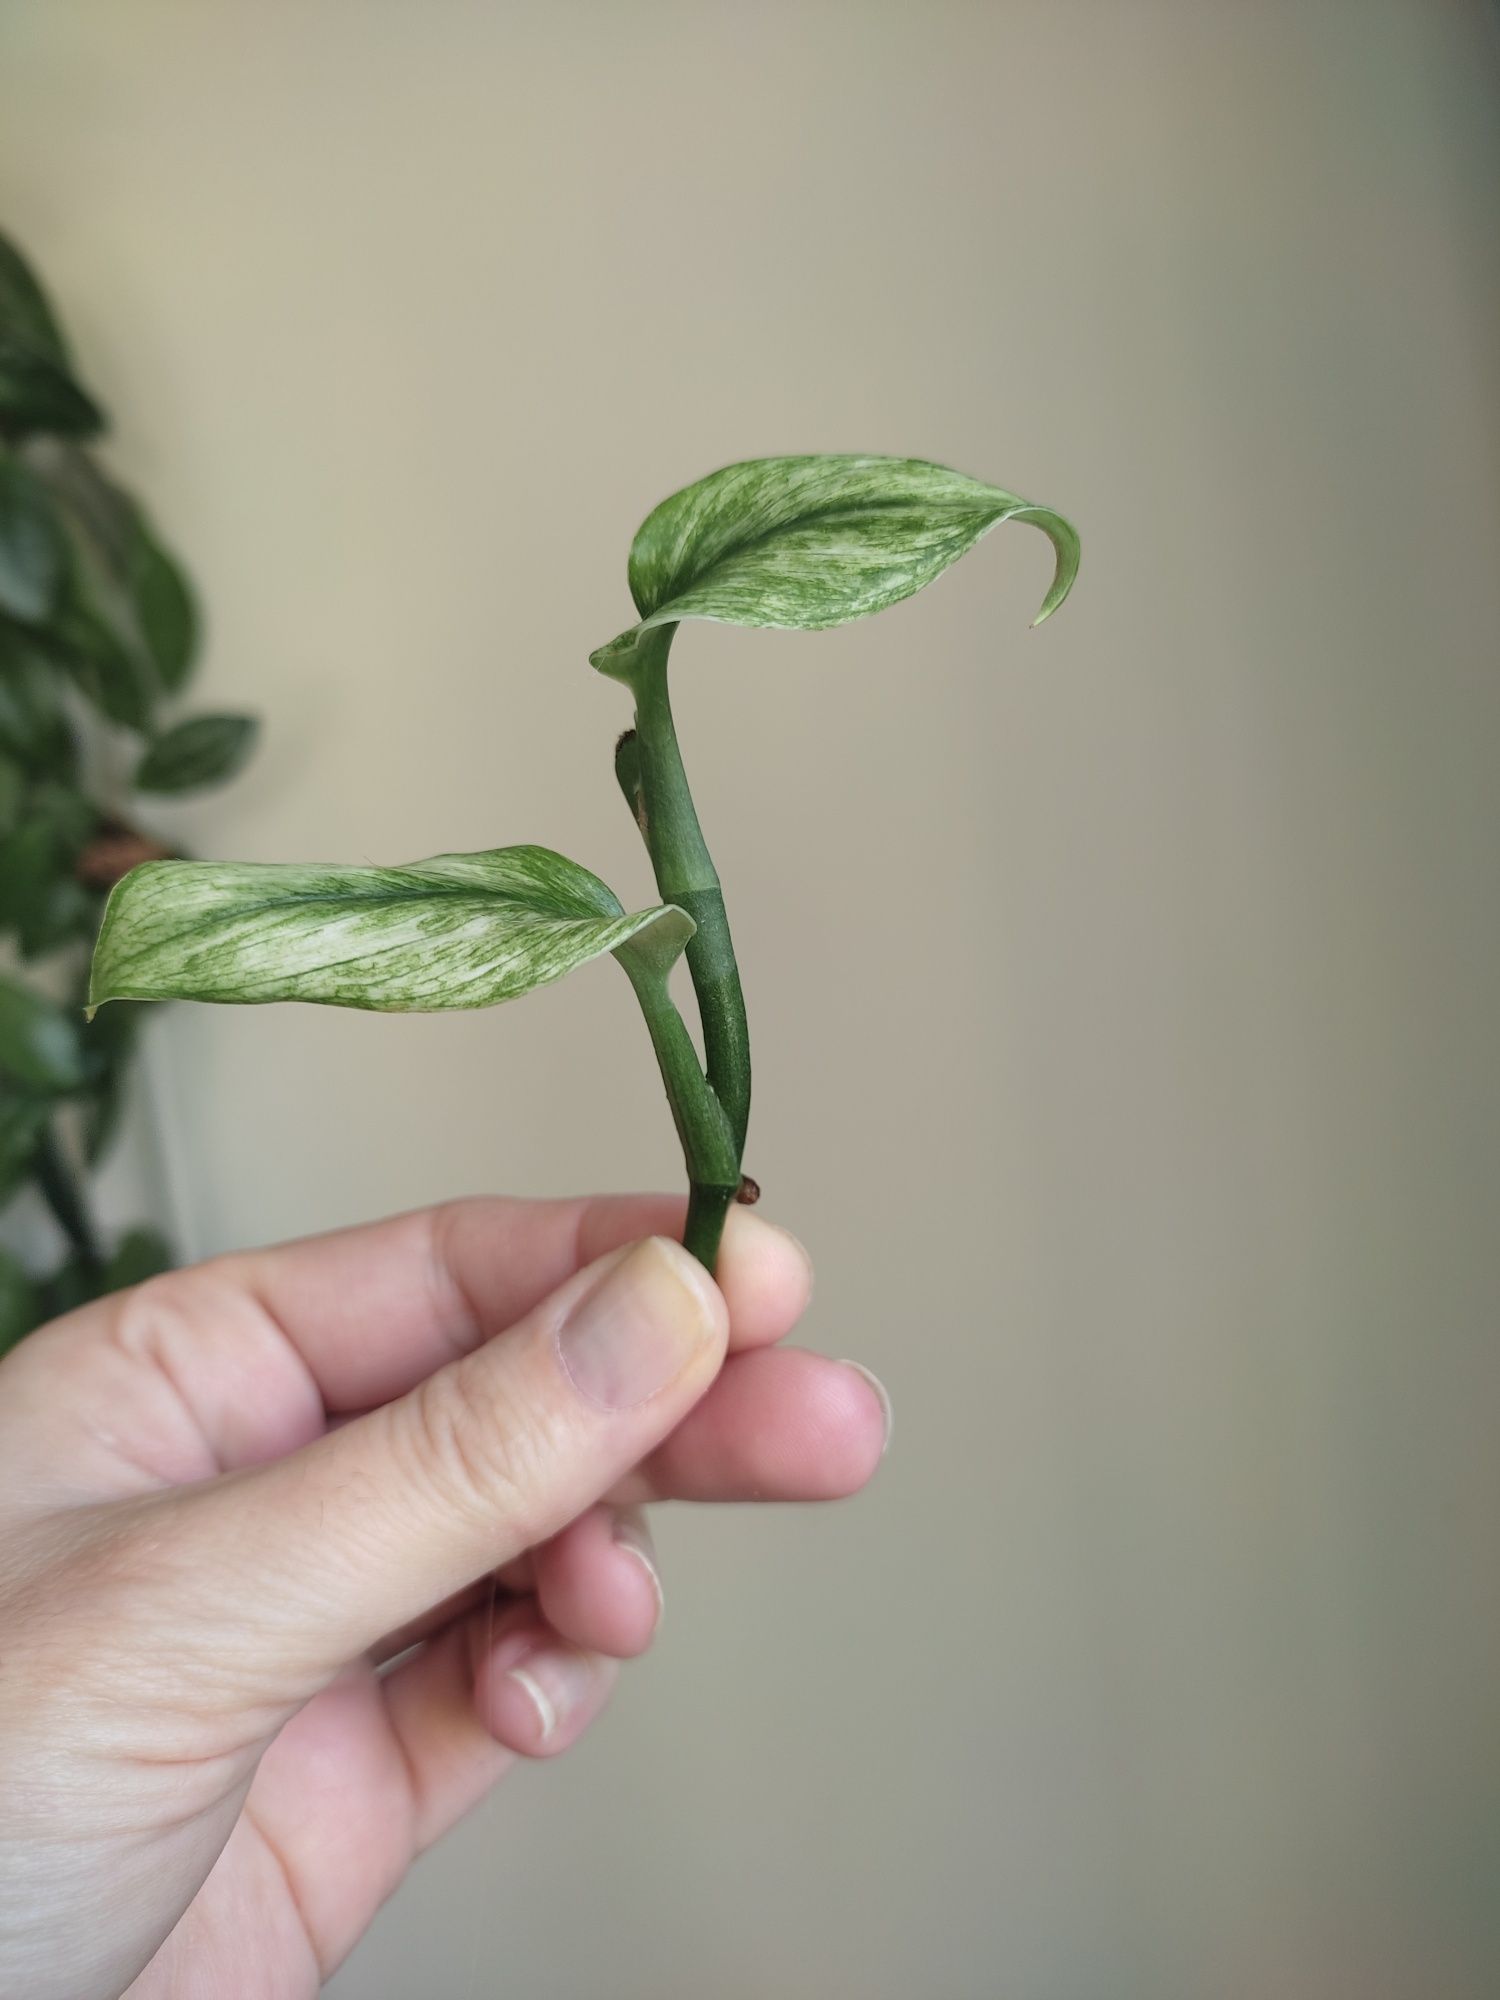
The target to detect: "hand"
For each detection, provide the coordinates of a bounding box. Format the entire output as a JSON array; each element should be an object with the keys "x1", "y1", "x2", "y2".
[{"x1": 0, "y1": 1195, "x2": 889, "y2": 1999}]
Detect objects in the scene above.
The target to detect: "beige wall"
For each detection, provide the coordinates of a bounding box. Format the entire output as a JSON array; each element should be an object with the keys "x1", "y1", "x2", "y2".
[{"x1": 4, "y1": 3, "x2": 1499, "y2": 1994}]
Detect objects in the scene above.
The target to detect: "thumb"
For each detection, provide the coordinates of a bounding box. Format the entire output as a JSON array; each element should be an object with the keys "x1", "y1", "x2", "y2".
[{"x1": 159, "y1": 1236, "x2": 725, "y2": 1683}]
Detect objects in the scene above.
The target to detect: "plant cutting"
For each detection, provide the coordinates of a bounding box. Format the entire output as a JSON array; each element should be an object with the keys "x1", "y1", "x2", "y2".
[
  {"x1": 0, "y1": 228, "x2": 258, "y2": 1348},
  {"x1": 89, "y1": 455, "x2": 1078, "y2": 1272}
]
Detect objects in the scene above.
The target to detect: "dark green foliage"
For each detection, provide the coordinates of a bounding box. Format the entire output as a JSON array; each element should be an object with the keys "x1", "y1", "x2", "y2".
[
  {"x1": 0, "y1": 1246, "x2": 39, "y2": 1356},
  {"x1": 0, "y1": 452, "x2": 66, "y2": 622},
  {"x1": 0, "y1": 977, "x2": 85, "y2": 1090},
  {"x1": 0, "y1": 783, "x2": 93, "y2": 957},
  {"x1": 102, "y1": 1225, "x2": 172, "y2": 1290},
  {"x1": 80, "y1": 998, "x2": 138, "y2": 1165},
  {"x1": 131, "y1": 528, "x2": 198, "y2": 690},
  {"x1": 0, "y1": 343, "x2": 104, "y2": 442},
  {"x1": 135, "y1": 713, "x2": 258, "y2": 793},
  {"x1": 0, "y1": 637, "x2": 78, "y2": 774},
  {"x1": 0, "y1": 1095, "x2": 50, "y2": 1204},
  {"x1": 0, "y1": 226, "x2": 259, "y2": 1350}
]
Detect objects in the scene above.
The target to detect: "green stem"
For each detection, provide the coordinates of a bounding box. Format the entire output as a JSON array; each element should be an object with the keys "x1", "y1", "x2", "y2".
[
  {"x1": 611, "y1": 626, "x2": 753, "y2": 1268},
  {"x1": 683, "y1": 1183, "x2": 737, "y2": 1266},
  {"x1": 34, "y1": 1123, "x2": 103, "y2": 1270},
  {"x1": 618, "y1": 943, "x2": 740, "y2": 1267},
  {"x1": 614, "y1": 728, "x2": 645, "y2": 835},
  {"x1": 625, "y1": 628, "x2": 752, "y2": 1159}
]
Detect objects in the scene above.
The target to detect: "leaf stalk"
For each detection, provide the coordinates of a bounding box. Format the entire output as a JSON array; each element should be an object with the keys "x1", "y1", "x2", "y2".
[
  {"x1": 617, "y1": 946, "x2": 739, "y2": 1203},
  {"x1": 620, "y1": 626, "x2": 751, "y2": 1268}
]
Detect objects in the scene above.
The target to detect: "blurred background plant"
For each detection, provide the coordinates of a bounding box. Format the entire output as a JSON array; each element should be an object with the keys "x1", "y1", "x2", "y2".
[{"x1": 0, "y1": 227, "x2": 256, "y2": 1352}]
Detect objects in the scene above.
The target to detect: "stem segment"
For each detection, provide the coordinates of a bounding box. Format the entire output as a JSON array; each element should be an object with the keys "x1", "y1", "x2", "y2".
[
  {"x1": 682, "y1": 1183, "x2": 737, "y2": 1266},
  {"x1": 626, "y1": 629, "x2": 751, "y2": 1154},
  {"x1": 617, "y1": 940, "x2": 740, "y2": 1265},
  {"x1": 618, "y1": 625, "x2": 751, "y2": 1269}
]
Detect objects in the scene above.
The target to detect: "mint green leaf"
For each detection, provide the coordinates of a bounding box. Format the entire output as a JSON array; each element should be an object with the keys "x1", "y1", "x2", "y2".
[
  {"x1": 592, "y1": 454, "x2": 1079, "y2": 677},
  {"x1": 0, "y1": 452, "x2": 65, "y2": 623},
  {"x1": 0, "y1": 976, "x2": 86, "y2": 1091},
  {"x1": 135, "y1": 713, "x2": 256, "y2": 795},
  {"x1": 89, "y1": 845, "x2": 695, "y2": 1015}
]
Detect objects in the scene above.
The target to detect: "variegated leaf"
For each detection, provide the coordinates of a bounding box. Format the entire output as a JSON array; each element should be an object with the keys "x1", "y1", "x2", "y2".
[
  {"x1": 88, "y1": 845, "x2": 694, "y2": 1016},
  {"x1": 592, "y1": 454, "x2": 1079, "y2": 677}
]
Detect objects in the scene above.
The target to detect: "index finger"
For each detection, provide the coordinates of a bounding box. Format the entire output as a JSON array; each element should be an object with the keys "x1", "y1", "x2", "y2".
[{"x1": 226, "y1": 1192, "x2": 812, "y2": 1411}]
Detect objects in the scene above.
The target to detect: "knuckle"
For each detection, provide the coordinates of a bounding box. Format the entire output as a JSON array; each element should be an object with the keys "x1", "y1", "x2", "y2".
[{"x1": 108, "y1": 1273, "x2": 193, "y2": 1361}]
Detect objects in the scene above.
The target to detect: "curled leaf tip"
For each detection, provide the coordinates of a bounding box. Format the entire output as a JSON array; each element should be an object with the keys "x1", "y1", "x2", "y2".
[{"x1": 1010, "y1": 504, "x2": 1080, "y2": 630}]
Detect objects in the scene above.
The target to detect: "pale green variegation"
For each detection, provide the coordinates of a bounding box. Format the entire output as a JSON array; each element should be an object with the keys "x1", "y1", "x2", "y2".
[
  {"x1": 591, "y1": 454, "x2": 1079, "y2": 677},
  {"x1": 87, "y1": 845, "x2": 693, "y2": 1016}
]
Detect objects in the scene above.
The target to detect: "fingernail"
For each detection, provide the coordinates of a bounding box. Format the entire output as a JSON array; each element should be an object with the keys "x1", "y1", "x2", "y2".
[
  {"x1": 839, "y1": 1359, "x2": 894, "y2": 1457},
  {"x1": 503, "y1": 1644, "x2": 600, "y2": 1743},
  {"x1": 613, "y1": 1507, "x2": 664, "y2": 1627},
  {"x1": 557, "y1": 1237, "x2": 720, "y2": 1411}
]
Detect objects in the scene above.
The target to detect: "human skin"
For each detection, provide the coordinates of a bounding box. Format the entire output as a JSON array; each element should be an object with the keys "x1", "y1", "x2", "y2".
[{"x1": 0, "y1": 1194, "x2": 890, "y2": 1998}]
